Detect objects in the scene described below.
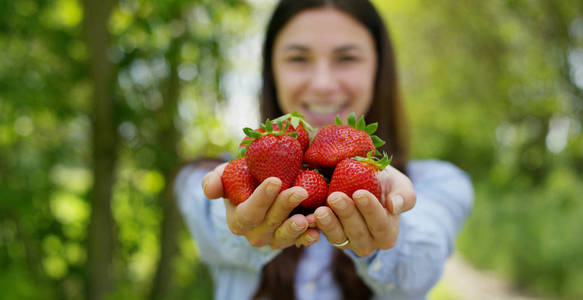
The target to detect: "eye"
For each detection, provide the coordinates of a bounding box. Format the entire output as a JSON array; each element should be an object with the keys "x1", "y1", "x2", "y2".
[
  {"x1": 337, "y1": 55, "x2": 358, "y2": 63},
  {"x1": 287, "y1": 56, "x2": 309, "y2": 63}
]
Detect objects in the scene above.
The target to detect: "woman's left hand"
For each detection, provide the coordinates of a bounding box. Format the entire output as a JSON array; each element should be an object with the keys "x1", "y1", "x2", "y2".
[{"x1": 309, "y1": 165, "x2": 416, "y2": 256}]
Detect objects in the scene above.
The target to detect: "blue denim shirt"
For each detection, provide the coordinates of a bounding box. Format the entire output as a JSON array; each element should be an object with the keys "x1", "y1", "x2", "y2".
[{"x1": 175, "y1": 160, "x2": 473, "y2": 300}]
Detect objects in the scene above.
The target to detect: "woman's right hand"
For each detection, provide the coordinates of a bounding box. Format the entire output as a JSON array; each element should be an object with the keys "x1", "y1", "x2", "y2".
[{"x1": 202, "y1": 163, "x2": 320, "y2": 249}]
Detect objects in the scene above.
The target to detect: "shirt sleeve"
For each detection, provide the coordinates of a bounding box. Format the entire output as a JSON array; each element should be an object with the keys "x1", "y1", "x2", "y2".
[
  {"x1": 174, "y1": 164, "x2": 281, "y2": 273},
  {"x1": 344, "y1": 160, "x2": 474, "y2": 299}
]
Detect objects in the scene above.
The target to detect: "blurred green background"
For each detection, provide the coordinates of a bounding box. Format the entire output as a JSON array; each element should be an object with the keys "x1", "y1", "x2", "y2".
[{"x1": 1, "y1": 0, "x2": 582, "y2": 299}]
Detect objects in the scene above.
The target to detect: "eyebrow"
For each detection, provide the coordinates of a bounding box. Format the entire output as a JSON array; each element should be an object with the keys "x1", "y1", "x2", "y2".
[
  {"x1": 284, "y1": 44, "x2": 309, "y2": 52},
  {"x1": 283, "y1": 44, "x2": 363, "y2": 53},
  {"x1": 333, "y1": 44, "x2": 362, "y2": 53}
]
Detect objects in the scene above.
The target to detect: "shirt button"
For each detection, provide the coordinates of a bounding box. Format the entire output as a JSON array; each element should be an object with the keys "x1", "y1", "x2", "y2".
[
  {"x1": 384, "y1": 283, "x2": 396, "y2": 291},
  {"x1": 304, "y1": 282, "x2": 316, "y2": 293}
]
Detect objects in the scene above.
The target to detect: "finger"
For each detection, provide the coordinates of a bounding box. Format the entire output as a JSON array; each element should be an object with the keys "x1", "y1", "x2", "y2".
[
  {"x1": 224, "y1": 199, "x2": 243, "y2": 235},
  {"x1": 327, "y1": 192, "x2": 374, "y2": 253},
  {"x1": 353, "y1": 190, "x2": 398, "y2": 249},
  {"x1": 202, "y1": 163, "x2": 227, "y2": 199},
  {"x1": 314, "y1": 206, "x2": 347, "y2": 247},
  {"x1": 378, "y1": 165, "x2": 417, "y2": 214},
  {"x1": 271, "y1": 214, "x2": 308, "y2": 249},
  {"x1": 244, "y1": 187, "x2": 307, "y2": 246},
  {"x1": 235, "y1": 177, "x2": 282, "y2": 229},
  {"x1": 295, "y1": 229, "x2": 320, "y2": 248},
  {"x1": 259, "y1": 186, "x2": 307, "y2": 232},
  {"x1": 306, "y1": 214, "x2": 317, "y2": 228}
]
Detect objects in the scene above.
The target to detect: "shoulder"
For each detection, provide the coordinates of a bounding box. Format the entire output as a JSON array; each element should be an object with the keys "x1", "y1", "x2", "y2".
[{"x1": 406, "y1": 159, "x2": 474, "y2": 204}]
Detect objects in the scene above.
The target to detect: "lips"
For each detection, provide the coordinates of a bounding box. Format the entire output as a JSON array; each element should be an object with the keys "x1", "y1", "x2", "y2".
[{"x1": 306, "y1": 103, "x2": 343, "y2": 114}]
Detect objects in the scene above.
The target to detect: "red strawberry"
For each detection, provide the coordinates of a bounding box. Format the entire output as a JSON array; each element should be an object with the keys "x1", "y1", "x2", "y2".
[
  {"x1": 240, "y1": 119, "x2": 303, "y2": 190},
  {"x1": 240, "y1": 112, "x2": 312, "y2": 151},
  {"x1": 304, "y1": 113, "x2": 385, "y2": 168},
  {"x1": 272, "y1": 112, "x2": 313, "y2": 151},
  {"x1": 328, "y1": 152, "x2": 392, "y2": 200},
  {"x1": 221, "y1": 158, "x2": 258, "y2": 205},
  {"x1": 293, "y1": 170, "x2": 328, "y2": 209}
]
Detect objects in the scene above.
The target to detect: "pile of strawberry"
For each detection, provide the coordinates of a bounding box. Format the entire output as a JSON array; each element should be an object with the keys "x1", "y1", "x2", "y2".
[{"x1": 221, "y1": 112, "x2": 391, "y2": 212}]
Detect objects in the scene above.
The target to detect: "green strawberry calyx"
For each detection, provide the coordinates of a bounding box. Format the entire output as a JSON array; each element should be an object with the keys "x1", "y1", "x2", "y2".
[
  {"x1": 335, "y1": 112, "x2": 385, "y2": 148},
  {"x1": 353, "y1": 151, "x2": 392, "y2": 171},
  {"x1": 272, "y1": 111, "x2": 314, "y2": 132},
  {"x1": 238, "y1": 118, "x2": 299, "y2": 157}
]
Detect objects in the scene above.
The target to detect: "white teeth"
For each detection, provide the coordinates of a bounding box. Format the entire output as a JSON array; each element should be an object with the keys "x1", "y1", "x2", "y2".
[{"x1": 307, "y1": 103, "x2": 342, "y2": 115}]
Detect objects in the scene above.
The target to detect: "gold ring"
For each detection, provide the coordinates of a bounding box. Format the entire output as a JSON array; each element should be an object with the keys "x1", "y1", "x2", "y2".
[{"x1": 332, "y1": 239, "x2": 350, "y2": 247}]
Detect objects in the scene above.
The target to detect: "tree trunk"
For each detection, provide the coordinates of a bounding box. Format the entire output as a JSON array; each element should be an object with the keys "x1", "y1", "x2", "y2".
[
  {"x1": 149, "y1": 36, "x2": 183, "y2": 300},
  {"x1": 82, "y1": 0, "x2": 117, "y2": 299}
]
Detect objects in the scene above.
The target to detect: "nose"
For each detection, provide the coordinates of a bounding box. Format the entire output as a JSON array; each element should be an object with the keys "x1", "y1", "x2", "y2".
[{"x1": 310, "y1": 61, "x2": 336, "y2": 95}]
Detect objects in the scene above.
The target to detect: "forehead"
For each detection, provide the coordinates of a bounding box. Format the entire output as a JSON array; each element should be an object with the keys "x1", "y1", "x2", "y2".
[{"x1": 275, "y1": 7, "x2": 374, "y2": 50}]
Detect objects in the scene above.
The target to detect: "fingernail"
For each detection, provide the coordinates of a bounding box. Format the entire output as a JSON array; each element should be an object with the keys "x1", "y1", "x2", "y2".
[
  {"x1": 266, "y1": 181, "x2": 280, "y2": 196},
  {"x1": 292, "y1": 221, "x2": 305, "y2": 231},
  {"x1": 329, "y1": 195, "x2": 346, "y2": 210},
  {"x1": 354, "y1": 192, "x2": 368, "y2": 206},
  {"x1": 316, "y1": 211, "x2": 331, "y2": 225},
  {"x1": 305, "y1": 234, "x2": 315, "y2": 243},
  {"x1": 391, "y1": 195, "x2": 403, "y2": 215},
  {"x1": 201, "y1": 176, "x2": 209, "y2": 191}
]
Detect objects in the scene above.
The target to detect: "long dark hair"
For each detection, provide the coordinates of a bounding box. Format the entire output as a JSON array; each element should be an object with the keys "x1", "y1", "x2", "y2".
[{"x1": 254, "y1": 0, "x2": 409, "y2": 300}]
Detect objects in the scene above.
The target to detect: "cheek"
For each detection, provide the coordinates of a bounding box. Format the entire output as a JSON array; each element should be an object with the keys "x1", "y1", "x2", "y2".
[
  {"x1": 339, "y1": 68, "x2": 375, "y2": 111},
  {"x1": 275, "y1": 69, "x2": 308, "y2": 105}
]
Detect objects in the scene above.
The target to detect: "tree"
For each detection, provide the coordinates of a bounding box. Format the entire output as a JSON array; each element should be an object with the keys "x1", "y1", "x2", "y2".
[{"x1": 82, "y1": 0, "x2": 118, "y2": 299}]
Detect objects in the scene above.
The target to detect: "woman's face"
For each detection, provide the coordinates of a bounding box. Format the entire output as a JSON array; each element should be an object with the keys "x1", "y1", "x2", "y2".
[{"x1": 273, "y1": 7, "x2": 377, "y2": 129}]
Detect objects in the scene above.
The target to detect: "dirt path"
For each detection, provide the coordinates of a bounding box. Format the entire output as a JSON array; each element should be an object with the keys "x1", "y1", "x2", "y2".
[{"x1": 439, "y1": 253, "x2": 549, "y2": 300}]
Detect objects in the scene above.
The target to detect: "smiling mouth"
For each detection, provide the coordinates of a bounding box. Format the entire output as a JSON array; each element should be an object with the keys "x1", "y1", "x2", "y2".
[{"x1": 301, "y1": 102, "x2": 349, "y2": 126}]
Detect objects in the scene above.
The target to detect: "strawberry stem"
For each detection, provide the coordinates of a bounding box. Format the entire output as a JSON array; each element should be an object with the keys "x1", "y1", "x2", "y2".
[
  {"x1": 353, "y1": 151, "x2": 392, "y2": 171},
  {"x1": 272, "y1": 111, "x2": 314, "y2": 132}
]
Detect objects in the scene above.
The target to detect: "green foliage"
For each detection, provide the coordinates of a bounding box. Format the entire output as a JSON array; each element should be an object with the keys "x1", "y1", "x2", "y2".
[
  {"x1": 1, "y1": 0, "x2": 248, "y2": 299},
  {"x1": 375, "y1": 0, "x2": 583, "y2": 298},
  {"x1": 458, "y1": 172, "x2": 583, "y2": 299}
]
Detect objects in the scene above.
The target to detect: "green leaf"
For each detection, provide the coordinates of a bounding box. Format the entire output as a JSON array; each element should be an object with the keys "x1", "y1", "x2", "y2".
[
  {"x1": 375, "y1": 153, "x2": 392, "y2": 170},
  {"x1": 291, "y1": 111, "x2": 304, "y2": 119},
  {"x1": 301, "y1": 119, "x2": 314, "y2": 131},
  {"x1": 352, "y1": 151, "x2": 391, "y2": 171},
  {"x1": 243, "y1": 127, "x2": 261, "y2": 139},
  {"x1": 365, "y1": 123, "x2": 378, "y2": 135},
  {"x1": 240, "y1": 139, "x2": 253, "y2": 146},
  {"x1": 291, "y1": 118, "x2": 300, "y2": 129},
  {"x1": 238, "y1": 147, "x2": 247, "y2": 158},
  {"x1": 265, "y1": 119, "x2": 273, "y2": 132},
  {"x1": 288, "y1": 132, "x2": 298, "y2": 138},
  {"x1": 371, "y1": 135, "x2": 386, "y2": 148},
  {"x1": 335, "y1": 115, "x2": 343, "y2": 125},
  {"x1": 347, "y1": 112, "x2": 356, "y2": 127},
  {"x1": 356, "y1": 115, "x2": 366, "y2": 130}
]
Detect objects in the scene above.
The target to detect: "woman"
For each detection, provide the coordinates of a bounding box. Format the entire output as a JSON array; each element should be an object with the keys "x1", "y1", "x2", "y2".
[{"x1": 175, "y1": 0, "x2": 473, "y2": 299}]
